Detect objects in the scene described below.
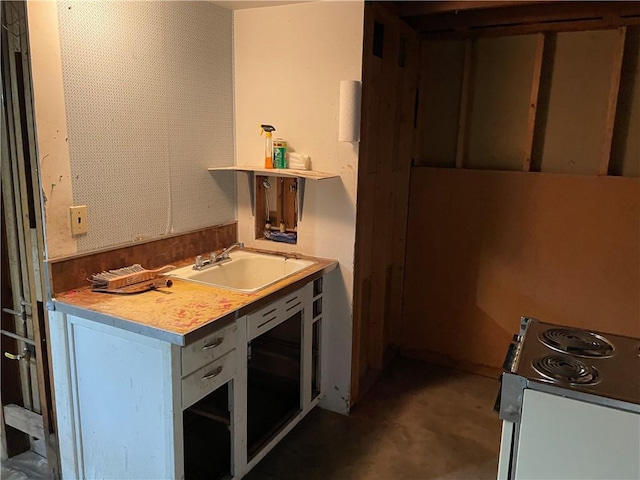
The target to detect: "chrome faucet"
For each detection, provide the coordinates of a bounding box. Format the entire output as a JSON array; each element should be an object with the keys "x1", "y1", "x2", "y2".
[
  {"x1": 210, "y1": 242, "x2": 244, "y2": 264},
  {"x1": 194, "y1": 242, "x2": 244, "y2": 270}
]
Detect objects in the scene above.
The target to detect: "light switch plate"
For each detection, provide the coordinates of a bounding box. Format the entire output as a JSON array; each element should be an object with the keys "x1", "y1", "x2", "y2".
[{"x1": 70, "y1": 205, "x2": 88, "y2": 235}]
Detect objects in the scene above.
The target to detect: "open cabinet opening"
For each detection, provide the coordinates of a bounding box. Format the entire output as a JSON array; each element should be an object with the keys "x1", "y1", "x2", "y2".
[
  {"x1": 247, "y1": 310, "x2": 302, "y2": 459},
  {"x1": 255, "y1": 175, "x2": 298, "y2": 245},
  {"x1": 183, "y1": 382, "x2": 232, "y2": 479}
]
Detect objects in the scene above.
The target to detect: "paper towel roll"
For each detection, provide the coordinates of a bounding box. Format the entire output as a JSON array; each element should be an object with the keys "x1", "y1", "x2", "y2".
[{"x1": 338, "y1": 80, "x2": 362, "y2": 142}]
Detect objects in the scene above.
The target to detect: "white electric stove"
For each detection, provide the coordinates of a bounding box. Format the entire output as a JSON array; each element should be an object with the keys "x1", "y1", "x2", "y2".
[{"x1": 496, "y1": 317, "x2": 640, "y2": 480}]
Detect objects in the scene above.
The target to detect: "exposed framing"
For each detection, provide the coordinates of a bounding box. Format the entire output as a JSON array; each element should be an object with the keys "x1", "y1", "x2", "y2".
[
  {"x1": 599, "y1": 26, "x2": 627, "y2": 176},
  {"x1": 418, "y1": 19, "x2": 636, "y2": 177},
  {"x1": 1, "y1": 1, "x2": 59, "y2": 474},
  {"x1": 455, "y1": 39, "x2": 475, "y2": 168},
  {"x1": 522, "y1": 33, "x2": 545, "y2": 172}
]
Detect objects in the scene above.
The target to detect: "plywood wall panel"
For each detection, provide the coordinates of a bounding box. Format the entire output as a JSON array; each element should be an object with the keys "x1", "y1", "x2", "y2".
[
  {"x1": 540, "y1": 30, "x2": 618, "y2": 175},
  {"x1": 402, "y1": 168, "x2": 640, "y2": 370},
  {"x1": 467, "y1": 35, "x2": 537, "y2": 171},
  {"x1": 611, "y1": 27, "x2": 640, "y2": 177},
  {"x1": 417, "y1": 40, "x2": 465, "y2": 167}
]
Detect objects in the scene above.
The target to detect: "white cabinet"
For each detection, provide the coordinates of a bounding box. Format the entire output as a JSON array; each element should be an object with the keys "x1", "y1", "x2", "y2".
[{"x1": 49, "y1": 277, "x2": 324, "y2": 479}]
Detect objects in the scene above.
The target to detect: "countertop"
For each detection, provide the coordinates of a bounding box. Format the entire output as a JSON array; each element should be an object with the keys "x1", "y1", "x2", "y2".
[{"x1": 52, "y1": 250, "x2": 337, "y2": 345}]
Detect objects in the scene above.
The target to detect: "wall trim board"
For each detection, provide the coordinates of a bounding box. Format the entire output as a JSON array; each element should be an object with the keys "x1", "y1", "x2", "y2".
[
  {"x1": 48, "y1": 222, "x2": 237, "y2": 294},
  {"x1": 402, "y1": 167, "x2": 639, "y2": 370}
]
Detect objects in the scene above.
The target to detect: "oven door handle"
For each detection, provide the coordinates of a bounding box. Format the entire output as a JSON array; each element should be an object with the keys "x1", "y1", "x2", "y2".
[{"x1": 502, "y1": 341, "x2": 519, "y2": 372}]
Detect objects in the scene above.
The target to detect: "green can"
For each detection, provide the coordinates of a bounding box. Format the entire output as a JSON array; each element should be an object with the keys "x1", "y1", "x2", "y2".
[{"x1": 273, "y1": 139, "x2": 287, "y2": 169}]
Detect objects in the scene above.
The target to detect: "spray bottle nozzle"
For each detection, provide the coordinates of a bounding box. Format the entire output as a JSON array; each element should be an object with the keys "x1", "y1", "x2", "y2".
[{"x1": 260, "y1": 124, "x2": 276, "y2": 136}]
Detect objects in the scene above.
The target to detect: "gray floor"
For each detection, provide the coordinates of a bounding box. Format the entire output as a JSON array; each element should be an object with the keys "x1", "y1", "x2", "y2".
[
  {"x1": 247, "y1": 357, "x2": 502, "y2": 480},
  {"x1": 0, "y1": 358, "x2": 502, "y2": 480},
  {"x1": 0, "y1": 451, "x2": 50, "y2": 480}
]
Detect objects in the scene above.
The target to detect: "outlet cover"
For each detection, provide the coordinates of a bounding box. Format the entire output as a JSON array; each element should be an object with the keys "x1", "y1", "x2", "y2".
[{"x1": 70, "y1": 205, "x2": 88, "y2": 235}]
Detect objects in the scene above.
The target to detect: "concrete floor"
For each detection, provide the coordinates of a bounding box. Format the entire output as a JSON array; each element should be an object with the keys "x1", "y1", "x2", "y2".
[
  {"x1": 246, "y1": 357, "x2": 502, "y2": 480},
  {"x1": 0, "y1": 357, "x2": 502, "y2": 480},
  {"x1": 1, "y1": 451, "x2": 50, "y2": 480}
]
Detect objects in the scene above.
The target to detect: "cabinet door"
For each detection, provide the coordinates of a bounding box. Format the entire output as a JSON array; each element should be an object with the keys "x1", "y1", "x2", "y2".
[
  {"x1": 183, "y1": 380, "x2": 234, "y2": 479},
  {"x1": 50, "y1": 315, "x2": 180, "y2": 480}
]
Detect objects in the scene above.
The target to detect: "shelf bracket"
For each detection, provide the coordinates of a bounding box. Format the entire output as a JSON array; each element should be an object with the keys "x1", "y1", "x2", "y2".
[
  {"x1": 246, "y1": 172, "x2": 255, "y2": 217},
  {"x1": 297, "y1": 177, "x2": 306, "y2": 222}
]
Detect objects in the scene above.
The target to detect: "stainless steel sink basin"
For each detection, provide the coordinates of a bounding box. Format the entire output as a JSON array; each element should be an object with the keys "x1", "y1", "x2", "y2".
[{"x1": 167, "y1": 250, "x2": 315, "y2": 293}]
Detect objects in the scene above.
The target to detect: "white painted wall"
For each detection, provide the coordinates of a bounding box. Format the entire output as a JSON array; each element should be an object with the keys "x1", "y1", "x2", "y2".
[
  {"x1": 27, "y1": 1, "x2": 77, "y2": 258},
  {"x1": 234, "y1": 1, "x2": 364, "y2": 413}
]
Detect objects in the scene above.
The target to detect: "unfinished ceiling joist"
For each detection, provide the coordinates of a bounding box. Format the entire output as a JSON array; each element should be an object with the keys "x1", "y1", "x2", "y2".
[{"x1": 395, "y1": 1, "x2": 640, "y2": 39}]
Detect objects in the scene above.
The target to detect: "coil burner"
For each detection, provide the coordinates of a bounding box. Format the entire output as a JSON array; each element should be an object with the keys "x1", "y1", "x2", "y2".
[
  {"x1": 532, "y1": 355, "x2": 600, "y2": 386},
  {"x1": 539, "y1": 328, "x2": 615, "y2": 358}
]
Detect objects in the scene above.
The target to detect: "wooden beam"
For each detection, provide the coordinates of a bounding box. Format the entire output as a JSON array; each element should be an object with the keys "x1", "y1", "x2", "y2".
[
  {"x1": 406, "y1": 1, "x2": 640, "y2": 34},
  {"x1": 3, "y1": 405, "x2": 45, "y2": 440},
  {"x1": 398, "y1": 1, "x2": 547, "y2": 18},
  {"x1": 599, "y1": 26, "x2": 627, "y2": 176},
  {"x1": 523, "y1": 33, "x2": 545, "y2": 172},
  {"x1": 455, "y1": 39, "x2": 474, "y2": 168}
]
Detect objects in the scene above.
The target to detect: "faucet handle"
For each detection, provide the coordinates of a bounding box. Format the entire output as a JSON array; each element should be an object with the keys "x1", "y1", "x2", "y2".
[{"x1": 195, "y1": 255, "x2": 204, "y2": 269}]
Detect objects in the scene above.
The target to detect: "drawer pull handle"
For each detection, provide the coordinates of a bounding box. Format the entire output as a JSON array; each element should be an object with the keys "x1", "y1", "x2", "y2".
[
  {"x1": 202, "y1": 366, "x2": 223, "y2": 380},
  {"x1": 202, "y1": 338, "x2": 223, "y2": 350}
]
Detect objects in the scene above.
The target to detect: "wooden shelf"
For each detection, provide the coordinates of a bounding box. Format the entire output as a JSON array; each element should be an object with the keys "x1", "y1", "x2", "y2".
[
  {"x1": 208, "y1": 166, "x2": 338, "y2": 181},
  {"x1": 208, "y1": 166, "x2": 340, "y2": 221}
]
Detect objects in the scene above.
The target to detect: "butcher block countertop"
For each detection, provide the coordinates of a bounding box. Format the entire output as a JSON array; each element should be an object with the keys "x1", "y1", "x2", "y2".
[{"x1": 53, "y1": 251, "x2": 337, "y2": 346}]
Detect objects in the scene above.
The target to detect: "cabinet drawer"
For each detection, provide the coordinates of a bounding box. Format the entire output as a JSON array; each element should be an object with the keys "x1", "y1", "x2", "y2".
[
  {"x1": 182, "y1": 323, "x2": 237, "y2": 377},
  {"x1": 182, "y1": 350, "x2": 236, "y2": 409},
  {"x1": 247, "y1": 288, "x2": 306, "y2": 340}
]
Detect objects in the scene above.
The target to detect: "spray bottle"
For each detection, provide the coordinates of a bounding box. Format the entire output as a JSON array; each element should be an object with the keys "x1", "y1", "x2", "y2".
[{"x1": 260, "y1": 125, "x2": 276, "y2": 169}]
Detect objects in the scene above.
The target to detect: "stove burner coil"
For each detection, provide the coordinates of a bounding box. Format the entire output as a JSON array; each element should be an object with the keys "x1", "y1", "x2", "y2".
[
  {"x1": 538, "y1": 328, "x2": 615, "y2": 358},
  {"x1": 532, "y1": 355, "x2": 600, "y2": 386}
]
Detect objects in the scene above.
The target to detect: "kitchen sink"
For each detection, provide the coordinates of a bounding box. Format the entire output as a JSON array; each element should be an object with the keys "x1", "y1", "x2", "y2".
[{"x1": 167, "y1": 250, "x2": 315, "y2": 293}]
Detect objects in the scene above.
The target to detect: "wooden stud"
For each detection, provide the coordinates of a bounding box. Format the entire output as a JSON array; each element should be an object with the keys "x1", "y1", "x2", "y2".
[
  {"x1": 1, "y1": 4, "x2": 34, "y2": 414},
  {"x1": 282, "y1": 178, "x2": 297, "y2": 231},
  {"x1": 276, "y1": 177, "x2": 284, "y2": 229},
  {"x1": 456, "y1": 39, "x2": 474, "y2": 168},
  {"x1": 3, "y1": 405, "x2": 45, "y2": 439},
  {"x1": 255, "y1": 176, "x2": 268, "y2": 238},
  {"x1": 599, "y1": 26, "x2": 627, "y2": 176},
  {"x1": 523, "y1": 33, "x2": 545, "y2": 172},
  {"x1": 7, "y1": 5, "x2": 63, "y2": 468}
]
